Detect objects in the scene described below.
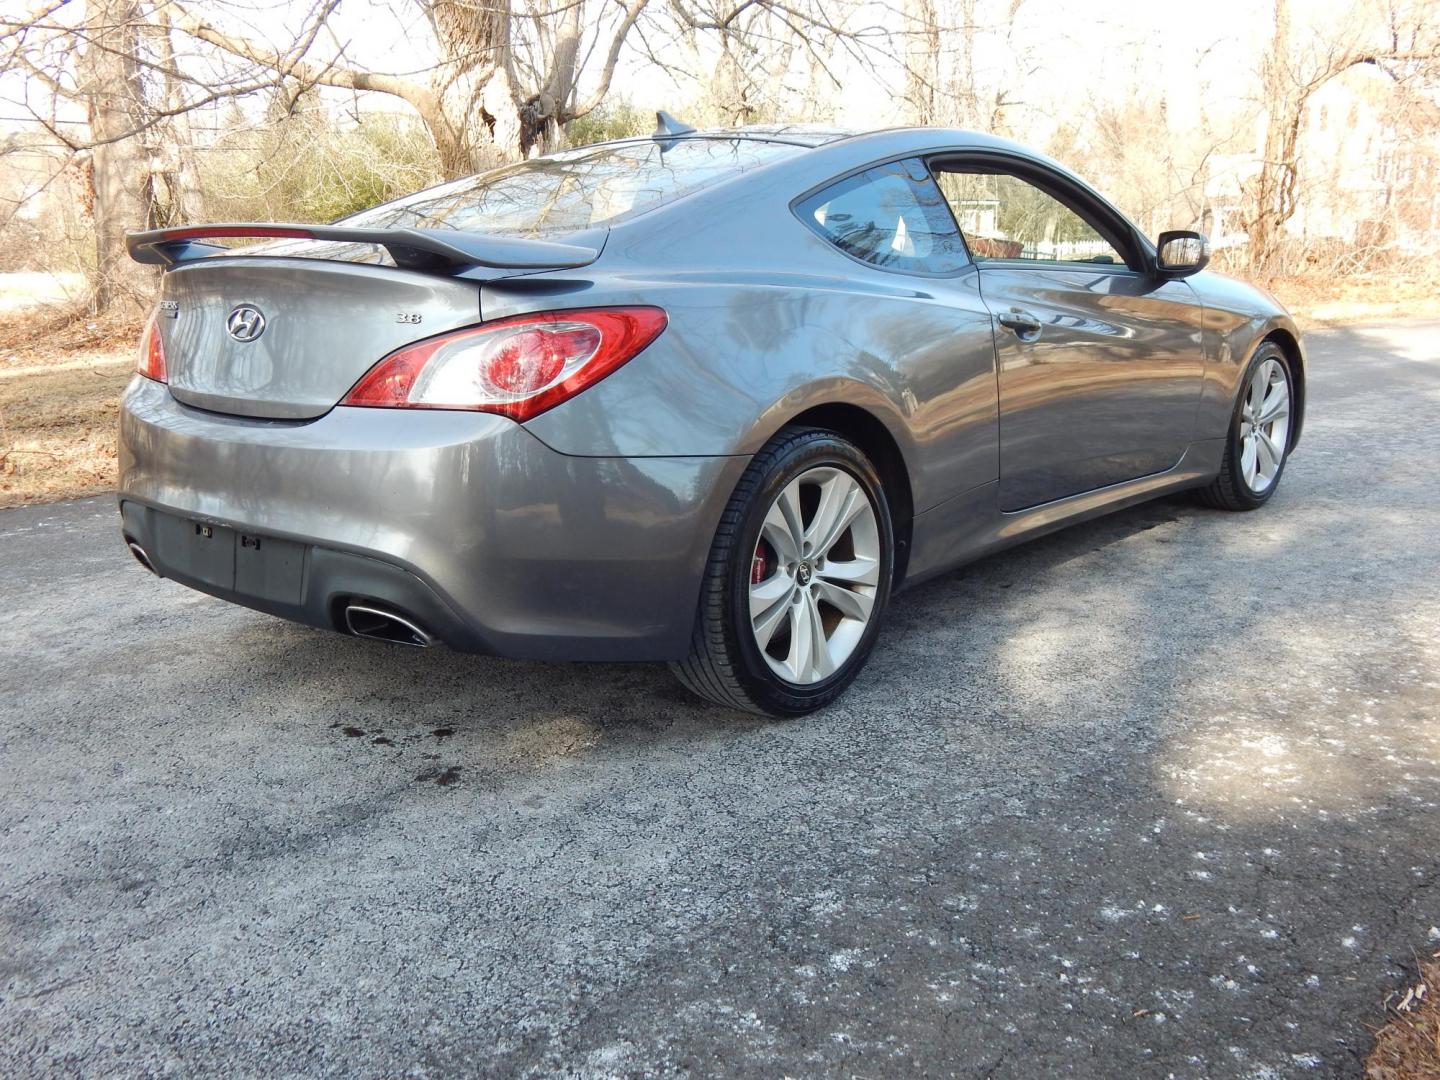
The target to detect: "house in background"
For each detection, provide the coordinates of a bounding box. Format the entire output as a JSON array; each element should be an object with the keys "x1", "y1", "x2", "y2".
[{"x1": 1201, "y1": 62, "x2": 1440, "y2": 263}]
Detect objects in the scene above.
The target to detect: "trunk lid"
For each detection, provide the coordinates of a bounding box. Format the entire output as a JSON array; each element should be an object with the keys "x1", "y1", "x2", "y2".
[{"x1": 157, "y1": 258, "x2": 485, "y2": 420}]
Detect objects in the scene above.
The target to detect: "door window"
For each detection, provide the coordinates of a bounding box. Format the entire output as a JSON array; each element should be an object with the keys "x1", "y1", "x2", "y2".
[
  {"x1": 798, "y1": 158, "x2": 971, "y2": 274},
  {"x1": 933, "y1": 168, "x2": 1126, "y2": 267}
]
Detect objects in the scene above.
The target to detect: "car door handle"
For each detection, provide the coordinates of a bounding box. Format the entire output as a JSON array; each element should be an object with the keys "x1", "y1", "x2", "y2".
[{"x1": 997, "y1": 309, "x2": 1042, "y2": 337}]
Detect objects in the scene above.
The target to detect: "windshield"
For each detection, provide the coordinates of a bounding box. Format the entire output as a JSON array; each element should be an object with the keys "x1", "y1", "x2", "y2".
[{"x1": 341, "y1": 137, "x2": 802, "y2": 237}]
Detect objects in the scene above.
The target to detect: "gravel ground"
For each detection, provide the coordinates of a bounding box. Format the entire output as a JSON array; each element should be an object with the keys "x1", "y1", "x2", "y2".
[{"x1": 2, "y1": 322, "x2": 1437, "y2": 1078}]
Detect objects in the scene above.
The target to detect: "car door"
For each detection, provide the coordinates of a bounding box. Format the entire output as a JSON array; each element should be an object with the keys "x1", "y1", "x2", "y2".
[{"x1": 931, "y1": 157, "x2": 1205, "y2": 512}]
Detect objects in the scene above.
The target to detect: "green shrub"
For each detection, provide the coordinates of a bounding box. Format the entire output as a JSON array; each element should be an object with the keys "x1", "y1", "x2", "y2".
[
  {"x1": 199, "y1": 106, "x2": 442, "y2": 223},
  {"x1": 566, "y1": 101, "x2": 651, "y2": 148}
]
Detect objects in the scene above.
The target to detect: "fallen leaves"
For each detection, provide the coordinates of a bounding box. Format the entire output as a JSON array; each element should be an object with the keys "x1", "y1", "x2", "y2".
[{"x1": 1366, "y1": 956, "x2": 1440, "y2": 1080}]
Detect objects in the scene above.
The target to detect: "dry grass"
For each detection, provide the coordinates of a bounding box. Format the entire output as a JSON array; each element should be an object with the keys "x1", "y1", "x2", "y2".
[
  {"x1": 1273, "y1": 268, "x2": 1440, "y2": 329},
  {"x1": 1367, "y1": 956, "x2": 1440, "y2": 1080},
  {"x1": 0, "y1": 303, "x2": 137, "y2": 509}
]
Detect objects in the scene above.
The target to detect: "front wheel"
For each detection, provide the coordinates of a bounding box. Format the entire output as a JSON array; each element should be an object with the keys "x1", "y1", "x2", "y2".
[
  {"x1": 1196, "y1": 342, "x2": 1294, "y2": 511},
  {"x1": 671, "y1": 428, "x2": 894, "y2": 716}
]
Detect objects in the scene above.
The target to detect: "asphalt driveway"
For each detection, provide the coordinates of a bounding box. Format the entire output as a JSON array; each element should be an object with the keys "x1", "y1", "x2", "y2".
[{"x1": 2, "y1": 322, "x2": 1437, "y2": 1078}]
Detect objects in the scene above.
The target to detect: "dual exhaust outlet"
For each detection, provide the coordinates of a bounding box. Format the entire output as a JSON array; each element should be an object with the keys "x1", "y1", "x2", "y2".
[
  {"x1": 342, "y1": 603, "x2": 434, "y2": 648},
  {"x1": 127, "y1": 540, "x2": 158, "y2": 575}
]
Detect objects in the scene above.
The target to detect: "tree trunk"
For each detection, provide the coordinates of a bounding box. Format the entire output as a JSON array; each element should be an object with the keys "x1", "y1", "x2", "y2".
[
  {"x1": 424, "y1": 0, "x2": 521, "y2": 173},
  {"x1": 153, "y1": 12, "x2": 203, "y2": 225},
  {"x1": 1250, "y1": 0, "x2": 1294, "y2": 275},
  {"x1": 528, "y1": 1, "x2": 582, "y2": 156},
  {"x1": 904, "y1": 0, "x2": 939, "y2": 124},
  {"x1": 83, "y1": 0, "x2": 155, "y2": 315},
  {"x1": 422, "y1": 100, "x2": 482, "y2": 179}
]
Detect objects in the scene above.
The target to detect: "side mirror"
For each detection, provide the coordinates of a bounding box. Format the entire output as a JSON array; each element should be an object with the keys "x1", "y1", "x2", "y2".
[{"x1": 1155, "y1": 230, "x2": 1210, "y2": 276}]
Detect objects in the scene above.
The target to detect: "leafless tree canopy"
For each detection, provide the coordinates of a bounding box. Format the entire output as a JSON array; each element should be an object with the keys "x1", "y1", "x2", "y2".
[{"x1": 1, "y1": 0, "x2": 1438, "y2": 311}]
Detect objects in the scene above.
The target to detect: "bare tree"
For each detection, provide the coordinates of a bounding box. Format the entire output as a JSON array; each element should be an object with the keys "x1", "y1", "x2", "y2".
[
  {"x1": 1245, "y1": 0, "x2": 1440, "y2": 272},
  {"x1": 3, "y1": 0, "x2": 892, "y2": 311},
  {"x1": 81, "y1": 0, "x2": 153, "y2": 312},
  {"x1": 658, "y1": 0, "x2": 890, "y2": 127},
  {"x1": 2, "y1": 0, "x2": 318, "y2": 310},
  {"x1": 903, "y1": 0, "x2": 940, "y2": 125},
  {"x1": 897, "y1": 0, "x2": 1031, "y2": 134},
  {"x1": 165, "y1": 0, "x2": 655, "y2": 175}
]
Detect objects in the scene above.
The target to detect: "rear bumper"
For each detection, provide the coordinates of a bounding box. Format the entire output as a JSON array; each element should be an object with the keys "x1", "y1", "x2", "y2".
[{"x1": 118, "y1": 377, "x2": 748, "y2": 660}]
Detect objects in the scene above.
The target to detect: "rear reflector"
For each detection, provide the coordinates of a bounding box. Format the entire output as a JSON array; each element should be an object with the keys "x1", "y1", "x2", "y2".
[
  {"x1": 136, "y1": 317, "x2": 167, "y2": 383},
  {"x1": 341, "y1": 307, "x2": 667, "y2": 422}
]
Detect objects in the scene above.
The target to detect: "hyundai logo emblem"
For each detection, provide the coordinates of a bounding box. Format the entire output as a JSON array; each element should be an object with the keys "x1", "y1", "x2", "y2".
[{"x1": 226, "y1": 304, "x2": 266, "y2": 342}]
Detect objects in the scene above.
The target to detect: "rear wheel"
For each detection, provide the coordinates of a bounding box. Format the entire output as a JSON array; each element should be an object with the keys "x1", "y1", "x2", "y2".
[
  {"x1": 1196, "y1": 342, "x2": 1293, "y2": 511},
  {"x1": 671, "y1": 428, "x2": 894, "y2": 716}
]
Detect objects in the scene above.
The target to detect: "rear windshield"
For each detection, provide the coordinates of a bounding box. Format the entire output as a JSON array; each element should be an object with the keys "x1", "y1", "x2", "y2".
[{"x1": 340, "y1": 137, "x2": 801, "y2": 238}]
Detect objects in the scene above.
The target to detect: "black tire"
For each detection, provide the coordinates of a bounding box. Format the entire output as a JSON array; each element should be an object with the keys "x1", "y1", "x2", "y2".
[
  {"x1": 1195, "y1": 341, "x2": 1294, "y2": 511},
  {"x1": 671, "y1": 427, "x2": 895, "y2": 716}
]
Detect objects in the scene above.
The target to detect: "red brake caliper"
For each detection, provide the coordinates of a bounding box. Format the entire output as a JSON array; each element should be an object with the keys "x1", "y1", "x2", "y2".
[{"x1": 750, "y1": 542, "x2": 771, "y2": 585}]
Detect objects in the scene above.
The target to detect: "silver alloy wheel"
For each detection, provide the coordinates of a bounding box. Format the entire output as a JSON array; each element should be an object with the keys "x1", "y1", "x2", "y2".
[
  {"x1": 748, "y1": 465, "x2": 881, "y2": 686},
  {"x1": 1239, "y1": 356, "x2": 1291, "y2": 493}
]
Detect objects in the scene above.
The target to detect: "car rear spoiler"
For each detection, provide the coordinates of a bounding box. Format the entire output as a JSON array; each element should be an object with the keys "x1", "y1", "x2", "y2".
[{"x1": 125, "y1": 224, "x2": 600, "y2": 274}]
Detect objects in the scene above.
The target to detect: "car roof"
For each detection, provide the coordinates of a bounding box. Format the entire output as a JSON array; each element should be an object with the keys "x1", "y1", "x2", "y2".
[
  {"x1": 601, "y1": 123, "x2": 1153, "y2": 259},
  {"x1": 690, "y1": 123, "x2": 859, "y2": 147},
  {"x1": 589, "y1": 123, "x2": 1032, "y2": 154},
  {"x1": 586, "y1": 124, "x2": 856, "y2": 150},
  {"x1": 608, "y1": 124, "x2": 1088, "y2": 195}
]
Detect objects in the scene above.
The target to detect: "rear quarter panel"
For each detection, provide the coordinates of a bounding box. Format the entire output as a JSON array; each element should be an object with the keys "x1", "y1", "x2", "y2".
[{"x1": 499, "y1": 153, "x2": 1001, "y2": 515}]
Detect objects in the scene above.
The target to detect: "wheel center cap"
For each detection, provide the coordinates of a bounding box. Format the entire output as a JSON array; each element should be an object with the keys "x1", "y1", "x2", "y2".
[{"x1": 797, "y1": 562, "x2": 813, "y2": 586}]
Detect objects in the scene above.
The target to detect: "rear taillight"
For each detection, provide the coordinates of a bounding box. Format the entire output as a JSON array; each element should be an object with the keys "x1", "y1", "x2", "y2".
[
  {"x1": 341, "y1": 306, "x2": 667, "y2": 422},
  {"x1": 136, "y1": 317, "x2": 167, "y2": 383}
]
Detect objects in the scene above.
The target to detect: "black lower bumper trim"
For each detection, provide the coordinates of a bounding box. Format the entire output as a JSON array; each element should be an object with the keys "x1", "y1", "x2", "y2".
[{"x1": 119, "y1": 501, "x2": 490, "y2": 652}]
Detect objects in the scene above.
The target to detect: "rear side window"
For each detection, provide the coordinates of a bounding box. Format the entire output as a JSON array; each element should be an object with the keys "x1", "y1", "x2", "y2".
[
  {"x1": 339, "y1": 138, "x2": 800, "y2": 238},
  {"x1": 798, "y1": 159, "x2": 970, "y2": 274}
]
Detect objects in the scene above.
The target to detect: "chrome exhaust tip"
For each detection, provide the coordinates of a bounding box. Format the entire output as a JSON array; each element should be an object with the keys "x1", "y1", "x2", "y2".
[
  {"x1": 126, "y1": 540, "x2": 159, "y2": 576},
  {"x1": 343, "y1": 603, "x2": 434, "y2": 648}
]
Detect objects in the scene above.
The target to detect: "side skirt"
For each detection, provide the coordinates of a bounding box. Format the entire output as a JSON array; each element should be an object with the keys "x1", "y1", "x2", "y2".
[{"x1": 901, "y1": 438, "x2": 1225, "y2": 589}]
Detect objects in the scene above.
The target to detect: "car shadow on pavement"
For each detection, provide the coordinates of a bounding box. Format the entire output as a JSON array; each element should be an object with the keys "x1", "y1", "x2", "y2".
[{"x1": 223, "y1": 491, "x2": 1198, "y2": 737}]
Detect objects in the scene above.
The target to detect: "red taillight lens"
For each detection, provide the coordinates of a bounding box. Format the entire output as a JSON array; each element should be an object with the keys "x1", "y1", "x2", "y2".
[
  {"x1": 341, "y1": 307, "x2": 667, "y2": 421},
  {"x1": 136, "y1": 317, "x2": 167, "y2": 383},
  {"x1": 483, "y1": 325, "x2": 600, "y2": 394}
]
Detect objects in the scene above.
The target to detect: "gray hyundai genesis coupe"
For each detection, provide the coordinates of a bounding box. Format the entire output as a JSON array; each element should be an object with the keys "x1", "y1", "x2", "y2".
[{"x1": 119, "y1": 114, "x2": 1304, "y2": 715}]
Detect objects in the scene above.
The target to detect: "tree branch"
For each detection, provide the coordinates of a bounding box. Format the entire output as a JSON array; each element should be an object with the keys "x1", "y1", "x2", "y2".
[
  {"x1": 572, "y1": 0, "x2": 649, "y2": 118},
  {"x1": 164, "y1": 0, "x2": 442, "y2": 119}
]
